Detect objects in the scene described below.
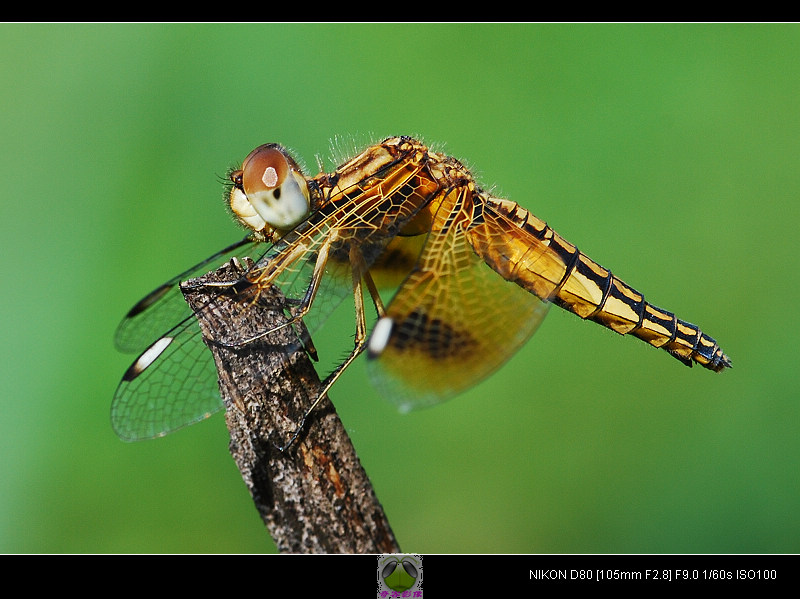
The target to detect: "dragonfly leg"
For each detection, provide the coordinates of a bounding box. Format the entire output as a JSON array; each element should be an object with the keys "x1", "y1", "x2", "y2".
[
  {"x1": 279, "y1": 244, "x2": 376, "y2": 451},
  {"x1": 361, "y1": 267, "x2": 386, "y2": 319},
  {"x1": 217, "y1": 235, "x2": 335, "y2": 349}
]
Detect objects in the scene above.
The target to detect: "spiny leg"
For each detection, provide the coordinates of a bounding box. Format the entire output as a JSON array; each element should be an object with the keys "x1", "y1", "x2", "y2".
[{"x1": 279, "y1": 244, "x2": 385, "y2": 451}]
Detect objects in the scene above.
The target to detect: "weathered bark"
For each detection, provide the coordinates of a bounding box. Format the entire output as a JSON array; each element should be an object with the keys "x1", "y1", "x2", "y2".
[{"x1": 181, "y1": 260, "x2": 399, "y2": 553}]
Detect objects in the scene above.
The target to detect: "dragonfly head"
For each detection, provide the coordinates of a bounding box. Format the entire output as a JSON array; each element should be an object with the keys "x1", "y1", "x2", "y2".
[{"x1": 229, "y1": 143, "x2": 311, "y2": 240}]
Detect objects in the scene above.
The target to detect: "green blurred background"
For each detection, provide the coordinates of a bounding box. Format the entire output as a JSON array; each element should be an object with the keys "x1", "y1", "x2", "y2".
[{"x1": 1, "y1": 23, "x2": 797, "y2": 554}]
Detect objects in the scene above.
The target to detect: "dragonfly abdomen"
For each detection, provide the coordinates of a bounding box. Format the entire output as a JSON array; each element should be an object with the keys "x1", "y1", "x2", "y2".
[
  {"x1": 557, "y1": 260, "x2": 731, "y2": 372},
  {"x1": 472, "y1": 197, "x2": 731, "y2": 372}
]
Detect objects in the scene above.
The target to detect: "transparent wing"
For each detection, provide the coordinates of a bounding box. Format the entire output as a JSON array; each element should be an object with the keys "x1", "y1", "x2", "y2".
[
  {"x1": 111, "y1": 241, "x2": 354, "y2": 441},
  {"x1": 114, "y1": 236, "x2": 260, "y2": 354},
  {"x1": 112, "y1": 314, "x2": 225, "y2": 441},
  {"x1": 366, "y1": 188, "x2": 551, "y2": 412}
]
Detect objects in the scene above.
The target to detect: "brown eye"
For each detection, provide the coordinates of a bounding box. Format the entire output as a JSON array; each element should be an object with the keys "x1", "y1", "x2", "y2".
[{"x1": 240, "y1": 144, "x2": 289, "y2": 196}]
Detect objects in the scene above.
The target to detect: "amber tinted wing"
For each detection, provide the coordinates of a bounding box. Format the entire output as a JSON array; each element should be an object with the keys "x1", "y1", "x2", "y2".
[{"x1": 366, "y1": 187, "x2": 550, "y2": 412}]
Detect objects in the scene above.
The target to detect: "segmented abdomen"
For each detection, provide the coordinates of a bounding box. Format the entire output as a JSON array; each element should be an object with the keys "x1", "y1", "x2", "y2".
[{"x1": 468, "y1": 197, "x2": 731, "y2": 372}]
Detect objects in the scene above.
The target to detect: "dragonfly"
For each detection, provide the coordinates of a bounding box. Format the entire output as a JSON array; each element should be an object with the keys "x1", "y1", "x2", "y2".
[{"x1": 112, "y1": 136, "x2": 731, "y2": 442}]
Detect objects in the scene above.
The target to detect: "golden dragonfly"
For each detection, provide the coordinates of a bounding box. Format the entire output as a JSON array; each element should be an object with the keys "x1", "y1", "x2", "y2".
[{"x1": 112, "y1": 136, "x2": 731, "y2": 442}]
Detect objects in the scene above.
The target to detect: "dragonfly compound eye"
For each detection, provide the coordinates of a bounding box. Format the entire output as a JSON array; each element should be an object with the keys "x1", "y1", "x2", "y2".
[
  {"x1": 229, "y1": 143, "x2": 310, "y2": 235},
  {"x1": 242, "y1": 144, "x2": 289, "y2": 195}
]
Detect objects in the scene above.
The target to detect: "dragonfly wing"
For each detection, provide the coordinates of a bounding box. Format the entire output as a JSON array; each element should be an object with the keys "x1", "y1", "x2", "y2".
[
  {"x1": 113, "y1": 140, "x2": 434, "y2": 439},
  {"x1": 114, "y1": 235, "x2": 261, "y2": 354},
  {"x1": 112, "y1": 315, "x2": 223, "y2": 441},
  {"x1": 366, "y1": 189, "x2": 550, "y2": 412},
  {"x1": 112, "y1": 229, "x2": 362, "y2": 440}
]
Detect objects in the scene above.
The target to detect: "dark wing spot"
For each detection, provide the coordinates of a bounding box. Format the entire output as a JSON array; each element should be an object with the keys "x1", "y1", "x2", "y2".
[{"x1": 390, "y1": 309, "x2": 477, "y2": 361}]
